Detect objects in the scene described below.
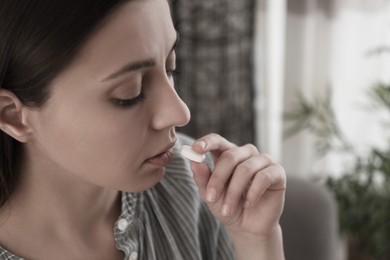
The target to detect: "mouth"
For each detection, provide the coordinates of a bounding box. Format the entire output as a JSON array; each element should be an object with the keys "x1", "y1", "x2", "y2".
[{"x1": 145, "y1": 140, "x2": 176, "y2": 168}]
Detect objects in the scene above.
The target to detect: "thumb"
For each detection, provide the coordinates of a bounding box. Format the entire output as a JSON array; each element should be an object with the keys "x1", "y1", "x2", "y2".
[{"x1": 191, "y1": 161, "x2": 212, "y2": 198}]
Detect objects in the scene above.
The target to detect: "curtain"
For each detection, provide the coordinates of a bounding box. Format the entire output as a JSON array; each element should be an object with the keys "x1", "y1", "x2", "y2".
[
  {"x1": 280, "y1": 0, "x2": 390, "y2": 177},
  {"x1": 171, "y1": 0, "x2": 256, "y2": 145}
]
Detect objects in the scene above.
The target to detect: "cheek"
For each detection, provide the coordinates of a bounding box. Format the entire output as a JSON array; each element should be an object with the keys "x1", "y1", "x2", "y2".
[{"x1": 35, "y1": 102, "x2": 148, "y2": 185}]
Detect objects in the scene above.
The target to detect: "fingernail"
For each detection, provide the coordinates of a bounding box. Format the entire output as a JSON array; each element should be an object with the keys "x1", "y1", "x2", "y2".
[
  {"x1": 221, "y1": 204, "x2": 231, "y2": 217},
  {"x1": 195, "y1": 141, "x2": 207, "y2": 149},
  {"x1": 206, "y1": 188, "x2": 217, "y2": 202}
]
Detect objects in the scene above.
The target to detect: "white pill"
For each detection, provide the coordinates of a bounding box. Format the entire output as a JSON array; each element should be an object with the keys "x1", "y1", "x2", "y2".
[{"x1": 180, "y1": 145, "x2": 206, "y2": 163}]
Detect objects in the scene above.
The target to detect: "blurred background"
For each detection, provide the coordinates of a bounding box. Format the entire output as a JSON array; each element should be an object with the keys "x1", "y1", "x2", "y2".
[{"x1": 171, "y1": 0, "x2": 390, "y2": 259}]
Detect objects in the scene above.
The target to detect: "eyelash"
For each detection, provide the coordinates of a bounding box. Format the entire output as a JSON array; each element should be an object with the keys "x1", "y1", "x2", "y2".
[
  {"x1": 112, "y1": 90, "x2": 146, "y2": 107},
  {"x1": 112, "y1": 69, "x2": 179, "y2": 108}
]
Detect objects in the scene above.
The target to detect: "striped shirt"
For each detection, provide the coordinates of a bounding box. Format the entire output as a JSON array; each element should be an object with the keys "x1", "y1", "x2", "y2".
[{"x1": 0, "y1": 134, "x2": 236, "y2": 260}]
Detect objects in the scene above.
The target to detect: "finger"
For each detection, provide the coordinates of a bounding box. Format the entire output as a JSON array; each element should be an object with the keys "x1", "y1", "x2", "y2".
[
  {"x1": 205, "y1": 144, "x2": 258, "y2": 204},
  {"x1": 244, "y1": 164, "x2": 286, "y2": 208},
  {"x1": 220, "y1": 154, "x2": 272, "y2": 217},
  {"x1": 190, "y1": 161, "x2": 212, "y2": 198},
  {"x1": 192, "y1": 133, "x2": 236, "y2": 157}
]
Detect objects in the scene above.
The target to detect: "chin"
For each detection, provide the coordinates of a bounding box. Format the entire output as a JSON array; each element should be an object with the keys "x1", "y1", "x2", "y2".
[
  {"x1": 122, "y1": 167, "x2": 166, "y2": 192},
  {"x1": 146, "y1": 167, "x2": 166, "y2": 187}
]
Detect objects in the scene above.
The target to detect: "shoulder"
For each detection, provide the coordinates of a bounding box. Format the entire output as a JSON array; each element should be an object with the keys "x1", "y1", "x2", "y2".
[{"x1": 0, "y1": 247, "x2": 21, "y2": 259}]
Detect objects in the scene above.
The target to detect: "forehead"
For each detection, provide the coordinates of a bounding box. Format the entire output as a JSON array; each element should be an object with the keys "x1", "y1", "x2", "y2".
[{"x1": 71, "y1": 0, "x2": 175, "y2": 74}]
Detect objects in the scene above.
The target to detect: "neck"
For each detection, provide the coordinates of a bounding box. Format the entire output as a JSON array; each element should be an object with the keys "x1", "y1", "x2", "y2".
[
  {"x1": 0, "y1": 147, "x2": 125, "y2": 259},
  {"x1": 0, "y1": 151, "x2": 121, "y2": 241}
]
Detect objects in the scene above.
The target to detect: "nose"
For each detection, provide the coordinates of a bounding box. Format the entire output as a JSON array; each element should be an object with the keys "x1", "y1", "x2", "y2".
[{"x1": 149, "y1": 77, "x2": 191, "y2": 130}]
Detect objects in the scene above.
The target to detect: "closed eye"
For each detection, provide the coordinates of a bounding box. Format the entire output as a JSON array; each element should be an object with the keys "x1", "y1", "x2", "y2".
[{"x1": 112, "y1": 90, "x2": 146, "y2": 108}]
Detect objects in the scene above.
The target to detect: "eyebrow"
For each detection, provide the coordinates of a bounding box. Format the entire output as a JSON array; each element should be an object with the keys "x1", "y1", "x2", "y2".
[{"x1": 102, "y1": 31, "x2": 180, "y2": 82}]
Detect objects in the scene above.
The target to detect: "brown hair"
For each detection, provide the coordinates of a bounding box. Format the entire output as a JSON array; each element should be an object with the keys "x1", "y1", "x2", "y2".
[{"x1": 0, "y1": 0, "x2": 128, "y2": 207}]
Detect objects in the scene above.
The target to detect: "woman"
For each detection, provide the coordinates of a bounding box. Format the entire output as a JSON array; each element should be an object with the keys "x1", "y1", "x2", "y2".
[{"x1": 0, "y1": 0, "x2": 286, "y2": 259}]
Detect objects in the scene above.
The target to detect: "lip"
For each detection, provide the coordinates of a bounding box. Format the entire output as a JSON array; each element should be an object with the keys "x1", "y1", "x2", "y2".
[{"x1": 145, "y1": 139, "x2": 177, "y2": 168}]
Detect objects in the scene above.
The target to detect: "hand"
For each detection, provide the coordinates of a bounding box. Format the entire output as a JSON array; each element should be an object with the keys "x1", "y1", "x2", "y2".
[{"x1": 190, "y1": 133, "x2": 286, "y2": 239}]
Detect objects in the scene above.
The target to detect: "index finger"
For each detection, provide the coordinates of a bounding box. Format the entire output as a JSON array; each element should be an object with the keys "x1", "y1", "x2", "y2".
[{"x1": 192, "y1": 133, "x2": 236, "y2": 157}]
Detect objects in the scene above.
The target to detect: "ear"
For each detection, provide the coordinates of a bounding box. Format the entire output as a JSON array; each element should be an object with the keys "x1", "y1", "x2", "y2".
[{"x1": 0, "y1": 89, "x2": 33, "y2": 143}]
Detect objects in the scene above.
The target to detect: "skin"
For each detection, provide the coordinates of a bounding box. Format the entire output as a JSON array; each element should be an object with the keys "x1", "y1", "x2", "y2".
[
  {"x1": 0, "y1": 0, "x2": 286, "y2": 259},
  {"x1": 191, "y1": 135, "x2": 286, "y2": 259}
]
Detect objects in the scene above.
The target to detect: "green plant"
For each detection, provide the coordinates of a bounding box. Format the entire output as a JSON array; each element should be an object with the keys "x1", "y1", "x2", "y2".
[{"x1": 284, "y1": 82, "x2": 390, "y2": 259}]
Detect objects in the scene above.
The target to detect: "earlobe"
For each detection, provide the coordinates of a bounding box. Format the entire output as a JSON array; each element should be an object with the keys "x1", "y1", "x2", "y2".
[{"x1": 0, "y1": 89, "x2": 32, "y2": 143}]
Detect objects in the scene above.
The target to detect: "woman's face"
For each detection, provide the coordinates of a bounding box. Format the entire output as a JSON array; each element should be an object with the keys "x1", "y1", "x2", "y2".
[{"x1": 26, "y1": 0, "x2": 190, "y2": 192}]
